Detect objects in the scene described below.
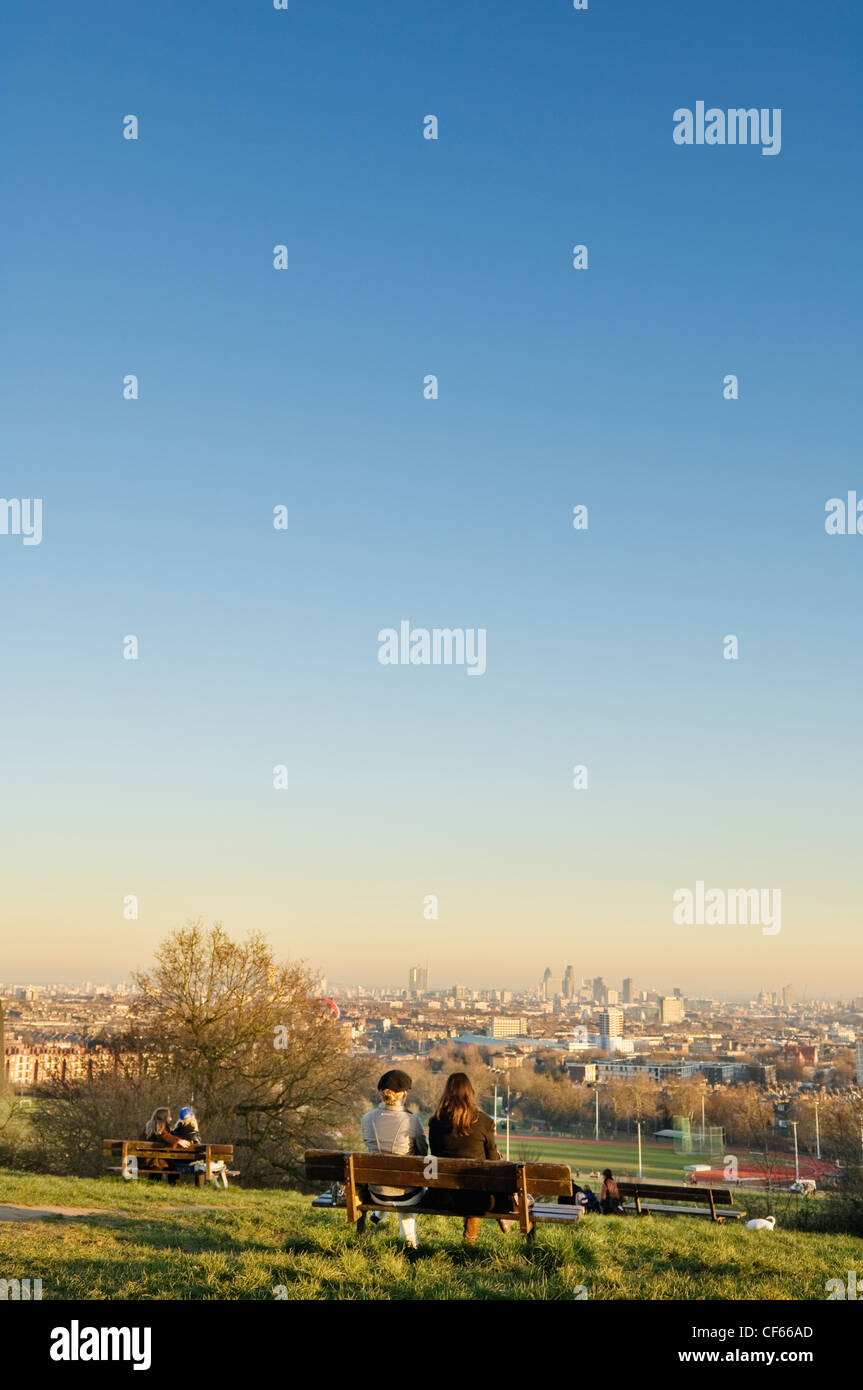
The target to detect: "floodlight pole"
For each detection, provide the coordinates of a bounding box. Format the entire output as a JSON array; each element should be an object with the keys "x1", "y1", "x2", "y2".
[
  {"x1": 814, "y1": 1100, "x2": 821, "y2": 1161},
  {"x1": 595, "y1": 1086, "x2": 599, "y2": 1142},
  {"x1": 790, "y1": 1119, "x2": 800, "y2": 1181},
  {"x1": 636, "y1": 1119, "x2": 644, "y2": 1178},
  {"x1": 506, "y1": 1073, "x2": 511, "y2": 1160}
]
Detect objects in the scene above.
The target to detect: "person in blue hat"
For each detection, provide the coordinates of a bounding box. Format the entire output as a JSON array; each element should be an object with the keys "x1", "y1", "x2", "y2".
[
  {"x1": 172, "y1": 1106, "x2": 202, "y2": 1145},
  {"x1": 171, "y1": 1105, "x2": 207, "y2": 1187}
]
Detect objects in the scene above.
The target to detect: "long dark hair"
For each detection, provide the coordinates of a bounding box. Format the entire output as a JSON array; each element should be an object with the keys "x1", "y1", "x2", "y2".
[{"x1": 433, "y1": 1072, "x2": 479, "y2": 1138}]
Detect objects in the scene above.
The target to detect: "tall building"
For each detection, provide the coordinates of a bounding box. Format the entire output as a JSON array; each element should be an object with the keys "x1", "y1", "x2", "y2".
[
  {"x1": 782, "y1": 984, "x2": 795, "y2": 1007},
  {"x1": 661, "y1": 996, "x2": 684, "y2": 1024},
  {"x1": 408, "y1": 965, "x2": 428, "y2": 995},
  {"x1": 592, "y1": 977, "x2": 607, "y2": 1006},
  {"x1": 598, "y1": 1007, "x2": 624, "y2": 1041},
  {"x1": 622, "y1": 977, "x2": 634, "y2": 1004},
  {"x1": 563, "y1": 965, "x2": 575, "y2": 1000}
]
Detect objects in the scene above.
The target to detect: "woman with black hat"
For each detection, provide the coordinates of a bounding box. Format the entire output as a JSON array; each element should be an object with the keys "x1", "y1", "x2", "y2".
[{"x1": 360, "y1": 1069, "x2": 428, "y2": 1249}]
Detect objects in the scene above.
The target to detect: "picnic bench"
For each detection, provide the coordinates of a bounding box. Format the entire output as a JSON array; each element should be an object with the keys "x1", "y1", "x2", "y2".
[
  {"x1": 305, "y1": 1149, "x2": 572, "y2": 1236},
  {"x1": 102, "y1": 1139, "x2": 236, "y2": 1187}
]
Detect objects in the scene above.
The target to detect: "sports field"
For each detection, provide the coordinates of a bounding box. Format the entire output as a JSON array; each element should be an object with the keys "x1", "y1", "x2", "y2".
[
  {"x1": 500, "y1": 1133, "x2": 834, "y2": 1186},
  {"x1": 502, "y1": 1133, "x2": 691, "y2": 1180}
]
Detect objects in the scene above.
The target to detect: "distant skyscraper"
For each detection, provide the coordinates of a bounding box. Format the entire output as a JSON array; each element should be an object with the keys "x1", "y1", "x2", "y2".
[
  {"x1": 598, "y1": 1007, "x2": 624, "y2": 1050},
  {"x1": 782, "y1": 984, "x2": 795, "y2": 1007},
  {"x1": 408, "y1": 965, "x2": 428, "y2": 994},
  {"x1": 661, "y1": 996, "x2": 684, "y2": 1023},
  {"x1": 563, "y1": 965, "x2": 575, "y2": 1000},
  {"x1": 598, "y1": 1007, "x2": 623, "y2": 1039},
  {"x1": 622, "y1": 977, "x2": 634, "y2": 1004},
  {"x1": 593, "y1": 977, "x2": 607, "y2": 1005}
]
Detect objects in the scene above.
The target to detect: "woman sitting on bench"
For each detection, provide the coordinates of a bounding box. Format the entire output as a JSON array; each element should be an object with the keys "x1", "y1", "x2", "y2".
[
  {"x1": 428, "y1": 1073, "x2": 516, "y2": 1243},
  {"x1": 360, "y1": 1069, "x2": 428, "y2": 1250},
  {"x1": 139, "y1": 1107, "x2": 193, "y2": 1183}
]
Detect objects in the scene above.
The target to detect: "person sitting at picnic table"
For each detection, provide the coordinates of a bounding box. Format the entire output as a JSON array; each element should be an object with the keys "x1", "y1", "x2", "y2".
[
  {"x1": 600, "y1": 1168, "x2": 626, "y2": 1215},
  {"x1": 360, "y1": 1069, "x2": 428, "y2": 1250},
  {"x1": 139, "y1": 1106, "x2": 192, "y2": 1183},
  {"x1": 428, "y1": 1072, "x2": 517, "y2": 1243}
]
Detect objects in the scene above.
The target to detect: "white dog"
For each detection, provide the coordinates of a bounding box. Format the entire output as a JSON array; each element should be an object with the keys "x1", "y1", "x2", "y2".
[{"x1": 745, "y1": 1215, "x2": 776, "y2": 1231}]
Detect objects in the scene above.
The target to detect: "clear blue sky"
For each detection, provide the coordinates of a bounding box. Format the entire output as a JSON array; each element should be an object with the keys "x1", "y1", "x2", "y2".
[{"x1": 2, "y1": 0, "x2": 861, "y2": 996}]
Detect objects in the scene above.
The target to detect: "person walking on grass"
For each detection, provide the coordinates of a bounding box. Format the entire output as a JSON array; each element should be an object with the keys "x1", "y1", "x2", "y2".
[
  {"x1": 428, "y1": 1072, "x2": 517, "y2": 1244},
  {"x1": 360, "y1": 1069, "x2": 427, "y2": 1250}
]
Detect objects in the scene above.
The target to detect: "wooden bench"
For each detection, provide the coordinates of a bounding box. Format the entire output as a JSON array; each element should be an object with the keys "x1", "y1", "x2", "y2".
[
  {"x1": 305, "y1": 1149, "x2": 572, "y2": 1236},
  {"x1": 616, "y1": 1178, "x2": 746, "y2": 1223},
  {"x1": 102, "y1": 1140, "x2": 236, "y2": 1187}
]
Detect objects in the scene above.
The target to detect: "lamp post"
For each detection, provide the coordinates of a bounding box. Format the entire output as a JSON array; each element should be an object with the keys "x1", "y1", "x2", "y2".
[
  {"x1": 595, "y1": 1085, "x2": 600, "y2": 1142},
  {"x1": 791, "y1": 1119, "x2": 800, "y2": 1182},
  {"x1": 636, "y1": 1118, "x2": 644, "y2": 1178},
  {"x1": 487, "y1": 1065, "x2": 506, "y2": 1153},
  {"x1": 814, "y1": 1100, "x2": 821, "y2": 1161}
]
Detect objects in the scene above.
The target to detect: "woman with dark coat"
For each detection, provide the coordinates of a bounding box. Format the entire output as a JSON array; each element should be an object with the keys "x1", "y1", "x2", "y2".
[
  {"x1": 600, "y1": 1168, "x2": 625, "y2": 1215},
  {"x1": 428, "y1": 1072, "x2": 516, "y2": 1242}
]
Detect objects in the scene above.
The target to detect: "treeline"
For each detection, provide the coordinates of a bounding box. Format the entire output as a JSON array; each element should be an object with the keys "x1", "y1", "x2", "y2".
[{"x1": 406, "y1": 1046, "x2": 863, "y2": 1161}]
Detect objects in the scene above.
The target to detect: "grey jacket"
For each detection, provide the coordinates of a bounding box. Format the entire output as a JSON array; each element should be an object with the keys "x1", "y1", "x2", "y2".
[{"x1": 361, "y1": 1101, "x2": 428, "y2": 1199}]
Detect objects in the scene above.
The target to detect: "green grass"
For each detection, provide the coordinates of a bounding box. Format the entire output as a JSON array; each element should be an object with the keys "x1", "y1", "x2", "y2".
[
  {"x1": 1, "y1": 1168, "x2": 860, "y2": 1300},
  {"x1": 502, "y1": 1134, "x2": 696, "y2": 1180}
]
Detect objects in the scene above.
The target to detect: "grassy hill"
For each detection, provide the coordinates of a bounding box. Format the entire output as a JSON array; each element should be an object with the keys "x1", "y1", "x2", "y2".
[{"x1": 2, "y1": 1169, "x2": 859, "y2": 1300}]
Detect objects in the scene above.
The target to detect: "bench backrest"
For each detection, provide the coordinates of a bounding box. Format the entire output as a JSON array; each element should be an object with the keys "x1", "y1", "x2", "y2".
[
  {"x1": 616, "y1": 1180, "x2": 735, "y2": 1205},
  {"x1": 102, "y1": 1140, "x2": 234, "y2": 1158},
  {"x1": 304, "y1": 1149, "x2": 571, "y2": 1196}
]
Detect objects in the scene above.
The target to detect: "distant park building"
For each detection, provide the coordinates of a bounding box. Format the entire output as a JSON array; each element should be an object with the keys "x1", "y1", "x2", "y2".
[{"x1": 566, "y1": 1061, "x2": 597, "y2": 1084}]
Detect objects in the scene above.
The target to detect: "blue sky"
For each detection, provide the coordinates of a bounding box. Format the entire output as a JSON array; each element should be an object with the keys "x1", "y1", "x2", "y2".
[{"x1": 2, "y1": 0, "x2": 861, "y2": 995}]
